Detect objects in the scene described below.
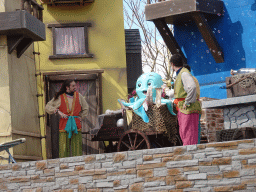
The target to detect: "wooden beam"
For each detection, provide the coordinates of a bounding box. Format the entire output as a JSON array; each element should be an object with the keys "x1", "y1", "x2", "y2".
[
  {"x1": 49, "y1": 53, "x2": 93, "y2": 60},
  {"x1": 7, "y1": 35, "x2": 24, "y2": 54},
  {"x1": 192, "y1": 12, "x2": 224, "y2": 63},
  {"x1": 12, "y1": 130, "x2": 41, "y2": 138},
  {"x1": 48, "y1": 22, "x2": 92, "y2": 28},
  {"x1": 16, "y1": 37, "x2": 34, "y2": 58},
  {"x1": 47, "y1": 74, "x2": 98, "y2": 81},
  {"x1": 153, "y1": 19, "x2": 187, "y2": 63},
  {"x1": 43, "y1": 69, "x2": 104, "y2": 76},
  {"x1": 13, "y1": 155, "x2": 42, "y2": 160}
]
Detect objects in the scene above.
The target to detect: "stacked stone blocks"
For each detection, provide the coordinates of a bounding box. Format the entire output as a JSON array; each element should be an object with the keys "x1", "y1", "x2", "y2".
[{"x1": 0, "y1": 139, "x2": 256, "y2": 191}]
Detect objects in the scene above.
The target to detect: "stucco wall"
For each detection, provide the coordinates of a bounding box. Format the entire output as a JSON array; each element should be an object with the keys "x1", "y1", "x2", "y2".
[
  {"x1": 8, "y1": 44, "x2": 42, "y2": 160},
  {"x1": 0, "y1": 35, "x2": 13, "y2": 164},
  {"x1": 1, "y1": 139, "x2": 256, "y2": 191},
  {"x1": 35, "y1": 0, "x2": 127, "y2": 112}
]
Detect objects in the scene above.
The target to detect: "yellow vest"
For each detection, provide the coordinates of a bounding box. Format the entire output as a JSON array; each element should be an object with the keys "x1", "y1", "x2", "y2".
[{"x1": 174, "y1": 67, "x2": 201, "y2": 114}]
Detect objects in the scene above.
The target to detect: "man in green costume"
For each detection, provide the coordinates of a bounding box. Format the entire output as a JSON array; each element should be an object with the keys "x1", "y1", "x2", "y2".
[{"x1": 171, "y1": 54, "x2": 202, "y2": 145}]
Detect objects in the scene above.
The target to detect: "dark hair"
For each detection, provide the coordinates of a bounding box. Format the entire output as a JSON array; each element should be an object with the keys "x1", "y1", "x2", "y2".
[
  {"x1": 183, "y1": 64, "x2": 191, "y2": 72},
  {"x1": 170, "y1": 54, "x2": 183, "y2": 67},
  {"x1": 54, "y1": 79, "x2": 75, "y2": 100}
]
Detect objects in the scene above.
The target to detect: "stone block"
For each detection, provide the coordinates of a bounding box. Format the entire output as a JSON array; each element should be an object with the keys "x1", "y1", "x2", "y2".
[
  {"x1": 199, "y1": 166, "x2": 219, "y2": 173},
  {"x1": 166, "y1": 176, "x2": 175, "y2": 185},
  {"x1": 167, "y1": 168, "x2": 182, "y2": 176},
  {"x1": 137, "y1": 163, "x2": 166, "y2": 170},
  {"x1": 137, "y1": 169, "x2": 153, "y2": 178},
  {"x1": 183, "y1": 166, "x2": 198, "y2": 172},
  {"x1": 113, "y1": 153, "x2": 126, "y2": 163},
  {"x1": 143, "y1": 155, "x2": 153, "y2": 161},
  {"x1": 145, "y1": 177, "x2": 165, "y2": 182},
  {"x1": 84, "y1": 156, "x2": 96, "y2": 163},
  {"x1": 96, "y1": 154, "x2": 106, "y2": 161},
  {"x1": 174, "y1": 147, "x2": 187, "y2": 155},
  {"x1": 212, "y1": 157, "x2": 232, "y2": 165},
  {"x1": 240, "y1": 169, "x2": 255, "y2": 176},
  {"x1": 175, "y1": 181, "x2": 194, "y2": 189},
  {"x1": 129, "y1": 182, "x2": 143, "y2": 192},
  {"x1": 223, "y1": 170, "x2": 240, "y2": 178},
  {"x1": 36, "y1": 161, "x2": 47, "y2": 170},
  {"x1": 78, "y1": 176, "x2": 93, "y2": 184},
  {"x1": 167, "y1": 160, "x2": 198, "y2": 168},
  {"x1": 128, "y1": 151, "x2": 143, "y2": 160},
  {"x1": 214, "y1": 186, "x2": 233, "y2": 192},
  {"x1": 173, "y1": 155, "x2": 193, "y2": 161},
  {"x1": 153, "y1": 167, "x2": 167, "y2": 177},
  {"x1": 193, "y1": 153, "x2": 206, "y2": 159},
  {"x1": 96, "y1": 182, "x2": 113, "y2": 188},
  {"x1": 126, "y1": 169, "x2": 136, "y2": 174},
  {"x1": 122, "y1": 160, "x2": 136, "y2": 168},
  {"x1": 187, "y1": 173, "x2": 207, "y2": 180},
  {"x1": 207, "y1": 174, "x2": 223, "y2": 180},
  {"x1": 143, "y1": 159, "x2": 161, "y2": 164},
  {"x1": 143, "y1": 181, "x2": 162, "y2": 187},
  {"x1": 239, "y1": 148, "x2": 256, "y2": 155}
]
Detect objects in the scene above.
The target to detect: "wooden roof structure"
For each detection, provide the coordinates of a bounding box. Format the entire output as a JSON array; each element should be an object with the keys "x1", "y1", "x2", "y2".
[{"x1": 145, "y1": 0, "x2": 224, "y2": 63}]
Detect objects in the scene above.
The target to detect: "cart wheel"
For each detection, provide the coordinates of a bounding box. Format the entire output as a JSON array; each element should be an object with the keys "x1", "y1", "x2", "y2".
[{"x1": 117, "y1": 130, "x2": 151, "y2": 152}]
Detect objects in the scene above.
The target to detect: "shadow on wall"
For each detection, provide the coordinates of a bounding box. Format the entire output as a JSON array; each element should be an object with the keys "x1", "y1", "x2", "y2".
[
  {"x1": 252, "y1": 0, "x2": 256, "y2": 11},
  {"x1": 174, "y1": 4, "x2": 246, "y2": 77}
]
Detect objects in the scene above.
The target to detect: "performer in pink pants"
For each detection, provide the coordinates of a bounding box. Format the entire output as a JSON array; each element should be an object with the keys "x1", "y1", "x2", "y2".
[{"x1": 171, "y1": 54, "x2": 202, "y2": 145}]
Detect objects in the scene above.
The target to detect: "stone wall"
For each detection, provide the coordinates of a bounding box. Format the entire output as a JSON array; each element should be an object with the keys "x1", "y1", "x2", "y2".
[
  {"x1": 224, "y1": 104, "x2": 256, "y2": 129},
  {"x1": 1, "y1": 139, "x2": 256, "y2": 192}
]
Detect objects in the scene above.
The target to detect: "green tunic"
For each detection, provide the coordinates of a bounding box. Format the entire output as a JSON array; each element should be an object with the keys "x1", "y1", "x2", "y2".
[{"x1": 174, "y1": 67, "x2": 202, "y2": 114}]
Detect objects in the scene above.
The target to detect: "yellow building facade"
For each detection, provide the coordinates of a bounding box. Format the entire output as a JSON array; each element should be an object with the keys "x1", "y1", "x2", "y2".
[{"x1": 36, "y1": 0, "x2": 128, "y2": 159}]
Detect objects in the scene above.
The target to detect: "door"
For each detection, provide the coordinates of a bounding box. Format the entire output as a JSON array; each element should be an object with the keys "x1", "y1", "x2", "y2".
[{"x1": 44, "y1": 71, "x2": 104, "y2": 159}]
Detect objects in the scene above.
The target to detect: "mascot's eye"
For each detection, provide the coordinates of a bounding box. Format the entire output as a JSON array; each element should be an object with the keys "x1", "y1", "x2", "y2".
[
  {"x1": 148, "y1": 82, "x2": 151, "y2": 86},
  {"x1": 138, "y1": 83, "x2": 141, "y2": 87}
]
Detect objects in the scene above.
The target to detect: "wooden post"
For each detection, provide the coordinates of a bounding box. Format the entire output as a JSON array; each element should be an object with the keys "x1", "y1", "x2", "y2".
[
  {"x1": 192, "y1": 12, "x2": 224, "y2": 63},
  {"x1": 32, "y1": 4, "x2": 38, "y2": 19},
  {"x1": 21, "y1": 0, "x2": 25, "y2": 10}
]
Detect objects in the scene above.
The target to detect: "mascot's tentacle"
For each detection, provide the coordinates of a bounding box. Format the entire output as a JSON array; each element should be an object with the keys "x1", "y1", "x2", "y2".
[
  {"x1": 119, "y1": 98, "x2": 149, "y2": 123},
  {"x1": 161, "y1": 99, "x2": 176, "y2": 116}
]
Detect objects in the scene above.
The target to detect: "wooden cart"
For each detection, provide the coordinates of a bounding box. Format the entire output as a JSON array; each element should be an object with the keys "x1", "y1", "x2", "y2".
[{"x1": 90, "y1": 104, "x2": 182, "y2": 152}]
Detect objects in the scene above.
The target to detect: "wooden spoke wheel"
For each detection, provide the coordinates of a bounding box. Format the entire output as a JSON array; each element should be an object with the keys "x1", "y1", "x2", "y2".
[{"x1": 117, "y1": 130, "x2": 151, "y2": 152}]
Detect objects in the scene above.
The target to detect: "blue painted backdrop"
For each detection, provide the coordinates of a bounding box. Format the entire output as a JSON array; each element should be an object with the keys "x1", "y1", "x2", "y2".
[{"x1": 174, "y1": 0, "x2": 256, "y2": 99}]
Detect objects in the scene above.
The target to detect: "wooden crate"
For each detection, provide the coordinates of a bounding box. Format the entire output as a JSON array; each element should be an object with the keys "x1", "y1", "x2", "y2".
[{"x1": 226, "y1": 73, "x2": 256, "y2": 98}]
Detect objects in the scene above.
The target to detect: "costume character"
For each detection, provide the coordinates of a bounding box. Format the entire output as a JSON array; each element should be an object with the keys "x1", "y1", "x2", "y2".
[{"x1": 45, "y1": 80, "x2": 89, "y2": 157}]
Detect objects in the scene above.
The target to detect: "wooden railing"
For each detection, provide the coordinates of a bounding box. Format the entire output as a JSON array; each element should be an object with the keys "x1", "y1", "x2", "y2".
[{"x1": 21, "y1": 0, "x2": 44, "y2": 22}]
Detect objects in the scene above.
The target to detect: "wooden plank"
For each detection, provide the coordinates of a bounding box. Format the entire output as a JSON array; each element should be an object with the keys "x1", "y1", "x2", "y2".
[
  {"x1": 153, "y1": 19, "x2": 187, "y2": 63},
  {"x1": 145, "y1": 0, "x2": 223, "y2": 22},
  {"x1": 46, "y1": 126, "x2": 52, "y2": 159},
  {"x1": 48, "y1": 23, "x2": 92, "y2": 28},
  {"x1": 49, "y1": 53, "x2": 94, "y2": 60},
  {"x1": 13, "y1": 155, "x2": 42, "y2": 160},
  {"x1": 52, "y1": 27, "x2": 56, "y2": 55},
  {"x1": 48, "y1": 74, "x2": 98, "y2": 81},
  {"x1": 192, "y1": 12, "x2": 224, "y2": 63},
  {"x1": 84, "y1": 26, "x2": 89, "y2": 54},
  {"x1": 12, "y1": 130, "x2": 41, "y2": 138},
  {"x1": 43, "y1": 69, "x2": 104, "y2": 76}
]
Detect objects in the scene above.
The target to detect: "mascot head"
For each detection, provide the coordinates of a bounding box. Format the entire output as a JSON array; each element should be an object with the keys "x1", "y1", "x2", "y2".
[{"x1": 136, "y1": 72, "x2": 163, "y2": 99}]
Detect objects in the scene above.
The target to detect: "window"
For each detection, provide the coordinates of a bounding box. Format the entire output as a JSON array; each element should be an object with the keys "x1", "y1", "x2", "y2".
[{"x1": 48, "y1": 23, "x2": 93, "y2": 59}]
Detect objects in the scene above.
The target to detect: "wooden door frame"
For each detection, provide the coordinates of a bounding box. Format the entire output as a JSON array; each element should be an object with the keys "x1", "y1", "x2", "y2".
[{"x1": 43, "y1": 69, "x2": 103, "y2": 159}]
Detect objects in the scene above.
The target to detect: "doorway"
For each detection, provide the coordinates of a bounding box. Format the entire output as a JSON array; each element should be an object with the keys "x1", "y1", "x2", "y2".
[{"x1": 44, "y1": 70, "x2": 104, "y2": 159}]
